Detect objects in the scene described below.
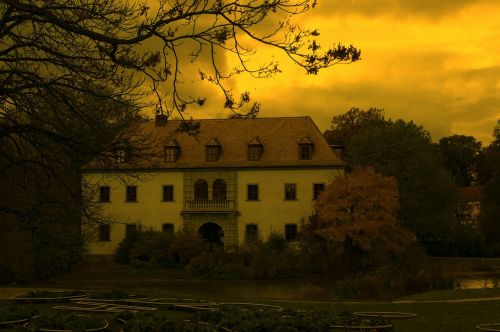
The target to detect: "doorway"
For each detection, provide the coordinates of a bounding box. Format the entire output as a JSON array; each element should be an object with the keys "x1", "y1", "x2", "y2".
[{"x1": 198, "y1": 222, "x2": 224, "y2": 250}]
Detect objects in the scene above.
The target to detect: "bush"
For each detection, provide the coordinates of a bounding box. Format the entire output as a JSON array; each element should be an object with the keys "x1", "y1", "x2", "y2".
[{"x1": 114, "y1": 228, "x2": 205, "y2": 269}]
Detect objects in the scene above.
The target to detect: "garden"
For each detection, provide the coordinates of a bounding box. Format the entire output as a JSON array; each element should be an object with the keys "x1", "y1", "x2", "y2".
[{"x1": 2, "y1": 286, "x2": 500, "y2": 331}]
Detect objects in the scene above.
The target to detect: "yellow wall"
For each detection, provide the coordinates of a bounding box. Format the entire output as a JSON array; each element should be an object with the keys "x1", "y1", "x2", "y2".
[
  {"x1": 83, "y1": 167, "x2": 343, "y2": 255},
  {"x1": 83, "y1": 171, "x2": 184, "y2": 255},
  {"x1": 237, "y1": 168, "x2": 342, "y2": 242}
]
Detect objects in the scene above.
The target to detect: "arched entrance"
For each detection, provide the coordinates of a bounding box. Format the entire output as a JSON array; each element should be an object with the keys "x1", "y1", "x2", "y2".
[{"x1": 198, "y1": 222, "x2": 224, "y2": 250}]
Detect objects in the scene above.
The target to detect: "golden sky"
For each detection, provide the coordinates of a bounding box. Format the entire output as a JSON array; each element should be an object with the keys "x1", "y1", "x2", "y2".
[{"x1": 152, "y1": 1, "x2": 500, "y2": 145}]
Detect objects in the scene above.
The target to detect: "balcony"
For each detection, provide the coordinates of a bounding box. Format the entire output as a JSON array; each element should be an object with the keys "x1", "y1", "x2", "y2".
[{"x1": 184, "y1": 199, "x2": 236, "y2": 212}]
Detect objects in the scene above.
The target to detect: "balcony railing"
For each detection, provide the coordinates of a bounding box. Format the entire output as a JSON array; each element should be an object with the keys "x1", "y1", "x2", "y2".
[{"x1": 185, "y1": 199, "x2": 236, "y2": 211}]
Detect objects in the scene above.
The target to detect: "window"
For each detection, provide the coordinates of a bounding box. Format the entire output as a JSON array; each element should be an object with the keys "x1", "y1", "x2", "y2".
[
  {"x1": 98, "y1": 224, "x2": 110, "y2": 241},
  {"x1": 206, "y1": 145, "x2": 221, "y2": 162},
  {"x1": 194, "y1": 179, "x2": 208, "y2": 200},
  {"x1": 247, "y1": 184, "x2": 259, "y2": 201},
  {"x1": 125, "y1": 224, "x2": 137, "y2": 239},
  {"x1": 284, "y1": 183, "x2": 297, "y2": 200},
  {"x1": 299, "y1": 143, "x2": 313, "y2": 160},
  {"x1": 164, "y1": 147, "x2": 179, "y2": 162},
  {"x1": 115, "y1": 148, "x2": 131, "y2": 163},
  {"x1": 213, "y1": 179, "x2": 227, "y2": 200},
  {"x1": 248, "y1": 145, "x2": 263, "y2": 161},
  {"x1": 162, "y1": 223, "x2": 174, "y2": 235},
  {"x1": 313, "y1": 183, "x2": 325, "y2": 200},
  {"x1": 285, "y1": 224, "x2": 297, "y2": 241},
  {"x1": 125, "y1": 185, "x2": 137, "y2": 202},
  {"x1": 162, "y1": 185, "x2": 174, "y2": 201},
  {"x1": 99, "y1": 186, "x2": 110, "y2": 202},
  {"x1": 245, "y1": 224, "x2": 259, "y2": 242}
]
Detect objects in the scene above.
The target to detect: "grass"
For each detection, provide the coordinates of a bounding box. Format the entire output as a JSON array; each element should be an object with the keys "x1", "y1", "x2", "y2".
[{"x1": 2, "y1": 285, "x2": 500, "y2": 331}]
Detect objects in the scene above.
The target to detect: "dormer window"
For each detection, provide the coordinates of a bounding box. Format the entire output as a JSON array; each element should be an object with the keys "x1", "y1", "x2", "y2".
[
  {"x1": 247, "y1": 137, "x2": 263, "y2": 161},
  {"x1": 206, "y1": 138, "x2": 221, "y2": 162},
  {"x1": 115, "y1": 148, "x2": 130, "y2": 163},
  {"x1": 298, "y1": 137, "x2": 314, "y2": 160},
  {"x1": 164, "y1": 139, "x2": 180, "y2": 162}
]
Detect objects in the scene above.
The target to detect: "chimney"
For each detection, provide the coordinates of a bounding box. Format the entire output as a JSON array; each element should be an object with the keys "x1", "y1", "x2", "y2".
[{"x1": 155, "y1": 114, "x2": 168, "y2": 126}]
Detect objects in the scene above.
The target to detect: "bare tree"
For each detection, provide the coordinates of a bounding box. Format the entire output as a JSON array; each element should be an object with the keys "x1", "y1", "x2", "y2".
[{"x1": 0, "y1": 1, "x2": 360, "y2": 277}]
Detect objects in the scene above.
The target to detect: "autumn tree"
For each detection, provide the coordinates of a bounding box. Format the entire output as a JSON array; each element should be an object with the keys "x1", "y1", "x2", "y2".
[
  {"x1": 313, "y1": 167, "x2": 414, "y2": 272},
  {"x1": 438, "y1": 135, "x2": 482, "y2": 187}
]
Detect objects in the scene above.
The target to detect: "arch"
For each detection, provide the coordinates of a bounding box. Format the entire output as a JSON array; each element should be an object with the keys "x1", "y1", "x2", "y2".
[
  {"x1": 198, "y1": 222, "x2": 224, "y2": 250},
  {"x1": 213, "y1": 179, "x2": 227, "y2": 200},
  {"x1": 194, "y1": 179, "x2": 208, "y2": 200}
]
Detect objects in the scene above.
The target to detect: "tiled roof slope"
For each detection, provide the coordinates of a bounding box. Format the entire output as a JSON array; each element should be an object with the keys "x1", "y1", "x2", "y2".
[{"x1": 85, "y1": 116, "x2": 344, "y2": 170}]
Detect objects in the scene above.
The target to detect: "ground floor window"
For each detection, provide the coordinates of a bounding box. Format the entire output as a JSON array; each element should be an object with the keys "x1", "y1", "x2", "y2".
[
  {"x1": 245, "y1": 224, "x2": 259, "y2": 242},
  {"x1": 126, "y1": 224, "x2": 137, "y2": 239},
  {"x1": 285, "y1": 223, "x2": 297, "y2": 241},
  {"x1": 313, "y1": 183, "x2": 325, "y2": 200},
  {"x1": 98, "y1": 224, "x2": 110, "y2": 241},
  {"x1": 162, "y1": 223, "x2": 174, "y2": 235}
]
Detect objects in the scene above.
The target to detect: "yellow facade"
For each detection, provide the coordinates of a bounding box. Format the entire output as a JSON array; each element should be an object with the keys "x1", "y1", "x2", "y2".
[{"x1": 83, "y1": 167, "x2": 342, "y2": 255}]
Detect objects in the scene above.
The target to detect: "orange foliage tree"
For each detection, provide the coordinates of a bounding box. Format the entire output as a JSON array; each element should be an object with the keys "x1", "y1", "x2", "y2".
[{"x1": 314, "y1": 167, "x2": 415, "y2": 266}]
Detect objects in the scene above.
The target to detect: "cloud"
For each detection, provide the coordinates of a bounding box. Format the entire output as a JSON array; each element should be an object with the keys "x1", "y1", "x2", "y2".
[{"x1": 312, "y1": 0, "x2": 498, "y2": 19}]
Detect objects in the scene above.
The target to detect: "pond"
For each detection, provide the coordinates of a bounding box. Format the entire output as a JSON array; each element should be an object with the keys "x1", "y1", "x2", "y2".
[{"x1": 454, "y1": 275, "x2": 500, "y2": 289}]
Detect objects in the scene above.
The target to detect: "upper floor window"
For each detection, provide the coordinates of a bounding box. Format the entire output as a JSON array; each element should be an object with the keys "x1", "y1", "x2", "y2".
[
  {"x1": 98, "y1": 224, "x2": 110, "y2": 241},
  {"x1": 298, "y1": 137, "x2": 314, "y2": 160},
  {"x1": 285, "y1": 224, "x2": 297, "y2": 241},
  {"x1": 206, "y1": 138, "x2": 221, "y2": 162},
  {"x1": 213, "y1": 179, "x2": 227, "y2": 200},
  {"x1": 126, "y1": 185, "x2": 137, "y2": 202},
  {"x1": 313, "y1": 183, "x2": 325, "y2": 200},
  {"x1": 162, "y1": 185, "x2": 174, "y2": 201},
  {"x1": 194, "y1": 179, "x2": 208, "y2": 200},
  {"x1": 245, "y1": 224, "x2": 259, "y2": 242},
  {"x1": 284, "y1": 183, "x2": 297, "y2": 200},
  {"x1": 164, "y1": 139, "x2": 180, "y2": 162},
  {"x1": 99, "y1": 186, "x2": 110, "y2": 202},
  {"x1": 247, "y1": 184, "x2": 259, "y2": 201}
]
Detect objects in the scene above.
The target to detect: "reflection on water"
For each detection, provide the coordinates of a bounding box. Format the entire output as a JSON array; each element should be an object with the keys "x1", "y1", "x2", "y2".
[{"x1": 454, "y1": 277, "x2": 500, "y2": 289}]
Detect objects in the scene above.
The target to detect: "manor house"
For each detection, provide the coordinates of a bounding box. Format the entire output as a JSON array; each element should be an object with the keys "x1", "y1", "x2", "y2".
[{"x1": 83, "y1": 116, "x2": 344, "y2": 255}]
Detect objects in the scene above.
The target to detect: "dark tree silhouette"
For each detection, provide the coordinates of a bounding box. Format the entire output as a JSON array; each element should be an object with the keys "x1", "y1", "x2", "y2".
[{"x1": 438, "y1": 135, "x2": 482, "y2": 187}]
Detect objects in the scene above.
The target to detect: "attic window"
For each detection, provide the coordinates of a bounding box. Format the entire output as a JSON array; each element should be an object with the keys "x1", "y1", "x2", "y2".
[
  {"x1": 247, "y1": 137, "x2": 263, "y2": 161},
  {"x1": 116, "y1": 148, "x2": 130, "y2": 163},
  {"x1": 206, "y1": 138, "x2": 221, "y2": 162},
  {"x1": 298, "y1": 137, "x2": 314, "y2": 160},
  {"x1": 164, "y1": 139, "x2": 180, "y2": 162}
]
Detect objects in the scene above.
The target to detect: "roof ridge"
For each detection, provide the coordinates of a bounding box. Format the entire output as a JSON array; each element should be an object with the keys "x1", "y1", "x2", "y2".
[{"x1": 145, "y1": 116, "x2": 310, "y2": 123}]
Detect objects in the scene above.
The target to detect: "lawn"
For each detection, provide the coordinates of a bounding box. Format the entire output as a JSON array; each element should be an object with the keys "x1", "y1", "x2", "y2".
[{"x1": 1, "y1": 285, "x2": 500, "y2": 331}]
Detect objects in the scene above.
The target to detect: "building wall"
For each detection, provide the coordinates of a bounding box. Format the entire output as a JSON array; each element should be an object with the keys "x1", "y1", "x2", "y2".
[
  {"x1": 83, "y1": 171, "x2": 184, "y2": 255},
  {"x1": 237, "y1": 168, "x2": 342, "y2": 241},
  {"x1": 83, "y1": 167, "x2": 343, "y2": 255}
]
